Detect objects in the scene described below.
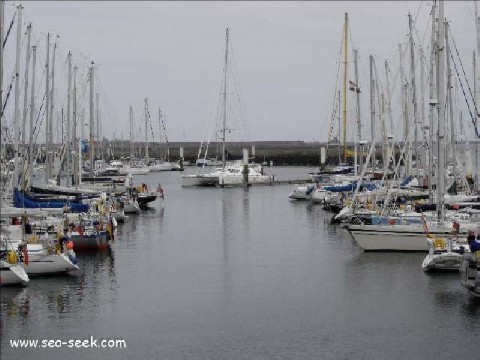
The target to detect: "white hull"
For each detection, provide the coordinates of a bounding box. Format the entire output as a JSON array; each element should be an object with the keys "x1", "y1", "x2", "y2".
[
  {"x1": 123, "y1": 203, "x2": 140, "y2": 214},
  {"x1": 112, "y1": 210, "x2": 128, "y2": 222},
  {"x1": 218, "y1": 174, "x2": 272, "y2": 186},
  {"x1": 182, "y1": 174, "x2": 219, "y2": 187},
  {"x1": 126, "y1": 168, "x2": 150, "y2": 175},
  {"x1": 422, "y1": 237, "x2": 467, "y2": 271},
  {"x1": 22, "y1": 253, "x2": 78, "y2": 275},
  {"x1": 348, "y1": 224, "x2": 477, "y2": 252},
  {"x1": 149, "y1": 162, "x2": 180, "y2": 172},
  {"x1": 311, "y1": 189, "x2": 328, "y2": 203},
  {"x1": 422, "y1": 252, "x2": 464, "y2": 271},
  {"x1": 1, "y1": 262, "x2": 29, "y2": 285},
  {"x1": 289, "y1": 185, "x2": 314, "y2": 200}
]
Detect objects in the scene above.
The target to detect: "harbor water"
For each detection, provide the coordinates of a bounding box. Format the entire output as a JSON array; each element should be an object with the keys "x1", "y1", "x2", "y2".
[{"x1": 1, "y1": 167, "x2": 479, "y2": 359}]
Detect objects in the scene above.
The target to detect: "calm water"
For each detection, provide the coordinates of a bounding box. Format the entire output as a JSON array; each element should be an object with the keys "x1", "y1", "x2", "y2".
[{"x1": 1, "y1": 167, "x2": 479, "y2": 360}]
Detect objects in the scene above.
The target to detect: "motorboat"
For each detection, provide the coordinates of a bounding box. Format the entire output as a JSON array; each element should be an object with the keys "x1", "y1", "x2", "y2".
[
  {"x1": 310, "y1": 188, "x2": 328, "y2": 203},
  {"x1": 217, "y1": 163, "x2": 273, "y2": 186},
  {"x1": 121, "y1": 197, "x2": 140, "y2": 214},
  {"x1": 149, "y1": 161, "x2": 181, "y2": 172},
  {"x1": 110, "y1": 161, "x2": 150, "y2": 175},
  {"x1": 289, "y1": 184, "x2": 315, "y2": 200},
  {"x1": 182, "y1": 163, "x2": 236, "y2": 187},
  {"x1": 422, "y1": 236, "x2": 468, "y2": 271}
]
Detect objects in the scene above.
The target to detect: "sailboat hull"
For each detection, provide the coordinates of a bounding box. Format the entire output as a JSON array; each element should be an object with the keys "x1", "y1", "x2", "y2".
[
  {"x1": 348, "y1": 224, "x2": 473, "y2": 252},
  {"x1": 22, "y1": 253, "x2": 78, "y2": 275},
  {"x1": 1, "y1": 263, "x2": 29, "y2": 286}
]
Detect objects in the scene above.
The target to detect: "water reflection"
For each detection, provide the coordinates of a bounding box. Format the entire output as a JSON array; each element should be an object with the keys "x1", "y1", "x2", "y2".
[
  {"x1": 0, "y1": 248, "x2": 117, "y2": 344},
  {"x1": 461, "y1": 297, "x2": 480, "y2": 317},
  {"x1": 221, "y1": 189, "x2": 233, "y2": 305}
]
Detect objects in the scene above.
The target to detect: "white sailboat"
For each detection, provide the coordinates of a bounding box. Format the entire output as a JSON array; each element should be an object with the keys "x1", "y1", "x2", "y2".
[
  {"x1": 2, "y1": 235, "x2": 79, "y2": 275},
  {"x1": 0, "y1": 261, "x2": 29, "y2": 286},
  {"x1": 182, "y1": 28, "x2": 272, "y2": 187}
]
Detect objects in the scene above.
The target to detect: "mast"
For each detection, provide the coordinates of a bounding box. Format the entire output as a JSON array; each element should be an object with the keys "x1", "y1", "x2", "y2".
[
  {"x1": 129, "y1": 105, "x2": 133, "y2": 159},
  {"x1": 72, "y1": 65, "x2": 78, "y2": 188},
  {"x1": 96, "y1": 92, "x2": 100, "y2": 160},
  {"x1": 475, "y1": 51, "x2": 479, "y2": 191},
  {"x1": 164, "y1": 114, "x2": 170, "y2": 161},
  {"x1": 0, "y1": 0, "x2": 4, "y2": 125},
  {"x1": 66, "y1": 52, "x2": 72, "y2": 186},
  {"x1": 338, "y1": 90, "x2": 341, "y2": 165},
  {"x1": 428, "y1": 2, "x2": 437, "y2": 202},
  {"x1": 381, "y1": 93, "x2": 387, "y2": 172},
  {"x1": 13, "y1": 4, "x2": 22, "y2": 188},
  {"x1": 420, "y1": 47, "x2": 427, "y2": 185},
  {"x1": 20, "y1": 23, "x2": 31, "y2": 189},
  {"x1": 79, "y1": 108, "x2": 83, "y2": 186},
  {"x1": 144, "y1": 97, "x2": 149, "y2": 160},
  {"x1": 409, "y1": 13, "x2": 419, "y2": 177},
  {"x1": 384, "y1": 60, "x2": 395, "y2": 167},
  {"x1": 445, "y1": 21, "x2": 456, "y2": 195},
  {"x1": 158, "y1": 108, "x2": 162, "y2": 160},
  {"x1": 89, "y1": 62, "x2": 95, "y2": 172},
  {"x1": 475, "y1": 1, "x2": 480, "y2": 115},
  {"x1": 369, "y1": 54, "x2": 376, "y2": 173},
  {"x1": 49, "y1": 41, "x2": 57, "y2": 179},
  {"x1": 222, "y1": 28, "x2": 229, "y2": 168},
  {"x1": 436, "y1": 0, "x2": 446, "y2": 224},
  {"x1": 475, "y1": 0, "x2": 480, "y2": 190},
  {"x1": 343, "y1": 13, "x2": 348, "y2": 163},
  {"x1": 44, "y1": 33, "x2": 50, "y2": 182},
  {"x1": 399, "y1": 43, "x2": 411, "y2": 176},
  {"x1": 81, "y1": 109, "x2": 85, "y2": 148},
  {"x1": 28, "y1": 45, "x2": 36, "y2": 187},
  {"x1": 353, "y1": 49, "x2": 362, "y2": 173},
  {"x1": 373, "y1": 61, "x2": 386, "y2": 172}
]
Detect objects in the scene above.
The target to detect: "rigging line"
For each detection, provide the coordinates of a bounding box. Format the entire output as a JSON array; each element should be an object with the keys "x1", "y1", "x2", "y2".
[
  {"x1": 450, "y1": 48, "x2": 479, "y2": 138},
  {"x1": 1, "y1": 76, "x2": 15, "y2": 118},
  {"x1": 448, "y1": 25, "x2": 478, "y2": 115},
  {"x1": 229, "y1": 52, "x2": 251, "y2": 141},
  {"x1": 326, "y1": 24, "x2": 345, "y2": 151},
  {"x1": 2, "y1": 10, "x2": 16, "y2": 49},
  {"x1": 145, "y1": 101, "x2": 156, "y2": 142},
  {"x1": 32, "y1": 93, "x2": 47, "y2": 143}
]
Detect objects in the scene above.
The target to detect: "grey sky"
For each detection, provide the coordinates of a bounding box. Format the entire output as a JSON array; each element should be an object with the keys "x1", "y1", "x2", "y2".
[{"x1": 2, "y1": 1, "x2": 477, "y2": 143}]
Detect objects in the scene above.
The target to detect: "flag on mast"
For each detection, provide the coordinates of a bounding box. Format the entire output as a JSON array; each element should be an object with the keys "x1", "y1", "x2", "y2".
[{"x1": 349, "y1": 80, "x2": 361, "y2": 93}]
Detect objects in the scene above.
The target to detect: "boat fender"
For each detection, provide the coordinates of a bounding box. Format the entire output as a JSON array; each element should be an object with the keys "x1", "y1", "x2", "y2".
[
  {"x1": 434, "y1": 238, "x2": 446, "y2": 250},
  {"x1": 7, "y1": 251, "x2": 17, "y2": 264}
]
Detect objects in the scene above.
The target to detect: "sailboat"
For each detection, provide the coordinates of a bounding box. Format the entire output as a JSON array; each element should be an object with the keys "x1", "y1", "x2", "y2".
[
  {"x1": 182, "y1": 29, "x2": 273, "y2": 187},
  {"x1": 182, "y1": 28, "x2": 235, "y2": 187}
]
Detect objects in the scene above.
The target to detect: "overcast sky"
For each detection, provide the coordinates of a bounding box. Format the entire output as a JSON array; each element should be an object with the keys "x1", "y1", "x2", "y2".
[{"x1": 2, "y1": 1, "x2": 478, "y2": 142}]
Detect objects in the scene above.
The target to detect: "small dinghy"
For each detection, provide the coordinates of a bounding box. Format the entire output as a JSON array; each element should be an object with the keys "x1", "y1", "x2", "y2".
[{"x1": 422, "y1": 236, "x2": 467, "y2": 272}]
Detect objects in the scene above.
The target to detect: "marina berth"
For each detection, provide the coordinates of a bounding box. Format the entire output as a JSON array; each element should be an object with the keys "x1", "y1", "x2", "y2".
[{"x1": 1, "y1": 0, "x2": 480, "y2": 355}]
